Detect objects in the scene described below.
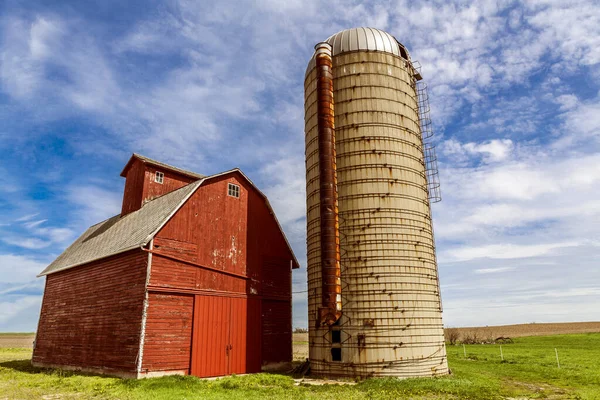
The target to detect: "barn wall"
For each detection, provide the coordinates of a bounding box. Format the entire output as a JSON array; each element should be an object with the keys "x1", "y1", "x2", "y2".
[
  {"x1": 148, "y1": 255, "x2": 246, "y2": 297},
  {"x1": 261, "y1": 299, "x2": 292, "y2": 363},
  {"x1": 32, "y1": 250, "x2": 147, "y2": 375},
  {"x1": 246, "y1": 188, "x2": 296, "y2": 271},
  {"x1": 141, "y1": 293, "x2": 194, "y2": 373},
  {"x1": 247, "y1": 189, "x2": 294, "y2": 364}
]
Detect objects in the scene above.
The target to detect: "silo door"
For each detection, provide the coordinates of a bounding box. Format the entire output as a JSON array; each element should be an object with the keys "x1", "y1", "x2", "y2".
[{"x1": 190, "y1": 295, "x2": 248, "y2": 377}]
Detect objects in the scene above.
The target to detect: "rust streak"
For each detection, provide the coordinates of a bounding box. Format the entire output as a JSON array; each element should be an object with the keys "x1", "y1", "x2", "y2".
[{"x1": 315, "y1": 42, "x2": 342, "y2": 326}]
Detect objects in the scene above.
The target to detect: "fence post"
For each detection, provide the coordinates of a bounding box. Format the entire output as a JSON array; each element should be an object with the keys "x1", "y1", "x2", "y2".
[
  {"x1": 500, "y1": 345, "x2": 504, "y2": 361},
  {"x1": 555, "y1": 348, "x2": 560, "y2": 368},
  {"x1": 463, "y1": 344, "x2": 466, "y2": 358}
]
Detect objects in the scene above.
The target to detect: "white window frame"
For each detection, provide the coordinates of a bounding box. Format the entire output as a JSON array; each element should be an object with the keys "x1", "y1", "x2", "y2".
[
  {"x1": 155, "y1": 171, "x2": 164, "y2": 184},
  {"x1": 228, "y1": 183, "x2": 240, "y2": 198}
]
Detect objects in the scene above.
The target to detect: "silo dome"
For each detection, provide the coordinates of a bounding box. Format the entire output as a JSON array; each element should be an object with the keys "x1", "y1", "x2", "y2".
[
  {"x1": 305, "y1": 27, "x2": 413, "y2": 76},
  {"x1": 304, "y1": 27, "x2": 448, "y2": 378}
]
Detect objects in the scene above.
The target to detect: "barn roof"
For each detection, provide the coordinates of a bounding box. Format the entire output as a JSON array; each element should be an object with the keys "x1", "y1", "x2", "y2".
[
  {"x1": 120, "y1": 153, "x2": 206, "y2": 180},
  {"x1": 38, "y1": 181, "x2": 202, "y2": 276},
  {"x1": 39, "y1": 168, "x2": 299, "y2": 276}
]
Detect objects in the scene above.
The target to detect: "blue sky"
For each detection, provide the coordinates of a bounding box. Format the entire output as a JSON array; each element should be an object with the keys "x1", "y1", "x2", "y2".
[{"x1": 1, "y1": 0, "x2": 599, "y2": 331}]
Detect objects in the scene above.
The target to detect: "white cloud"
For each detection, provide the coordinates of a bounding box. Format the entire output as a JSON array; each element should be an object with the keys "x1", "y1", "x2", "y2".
[
  {"x1": 68, "y1": 185, "x2": 122, "y2": 229},
  {"x1": 555, "y1": 94, "x2": 579, "y2": 111},
  {"x1": 0, "y1": 295, "x2": 42, "y2": 332},
  {"x1": 23, "y1": 219, "x2": 47, "y2": 229},
  {"x1": 259, "y1": 156, "x2": 306, "y2": 226},
  {"x1": 1, "y1": 217, "x2": 75, "y2": 250},
  {"x1": 14, "y1": 213, "x2": 39, "y2": 222},
  {"x1": 0, "y1": 16, "x2": 65, "y2": 99},
  {"x1": 444, "y1": 241, "x2": 581, "y2": 262},
  {"x1": 0, "y1": 254, "x2": 47, "y2": 283},
  {"x1": 464, "y1": 139, "x2": 513, "y2": 162},
  {"x1": 474, "y1": 266, "x2": 516, "y2": 274},
  {"x1": 2, "y1": 238, "x2": 51, "y2": 250},
  {"x1": 0, "y1": 281, "x2": 44, "y2": 296},
  {"x1": 442, "y1": 138, "x2": 514, "y2": 163},
  {"x1": 527, "y1": 2, "x2": 600, "y2": 66},
  {"x1": 562, "y1": 98, "x2": 600, "y2": 138}
]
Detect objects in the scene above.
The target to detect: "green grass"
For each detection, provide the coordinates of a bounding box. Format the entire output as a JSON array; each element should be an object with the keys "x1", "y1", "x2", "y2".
[{"x1": 1, "y1": 334, "x2": 599, "y2": 399}]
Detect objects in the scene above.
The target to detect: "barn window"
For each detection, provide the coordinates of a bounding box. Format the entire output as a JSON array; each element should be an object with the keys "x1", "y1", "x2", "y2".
[
  {"x1": 228, "y1": 183, "x2": 240, "y2": 198},
  {"x1": 155, "y1": 171, "x2": 164, "y2": 184}
]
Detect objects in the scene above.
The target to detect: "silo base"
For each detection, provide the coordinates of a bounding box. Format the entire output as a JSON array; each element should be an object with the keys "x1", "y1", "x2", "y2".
[{"x1": 309, "y1": 358, "x2": 449, "y2": 379}]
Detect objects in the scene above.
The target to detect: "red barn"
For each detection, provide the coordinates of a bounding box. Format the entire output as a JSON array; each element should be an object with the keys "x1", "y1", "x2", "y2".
[{"x1": 32, "y1": 154, "x2": 299, "y2": 378}]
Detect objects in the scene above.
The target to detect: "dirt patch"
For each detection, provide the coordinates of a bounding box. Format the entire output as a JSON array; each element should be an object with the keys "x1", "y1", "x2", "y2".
[
  {"x1": 0, "y1": 335, "x2": 35, "y2": 349},
  {"x1": 505, "y1": 379, "x2": 570, "y2": 400},
  {"x1": 294, "y1": 378, "x2": 356, "y2": 386}
]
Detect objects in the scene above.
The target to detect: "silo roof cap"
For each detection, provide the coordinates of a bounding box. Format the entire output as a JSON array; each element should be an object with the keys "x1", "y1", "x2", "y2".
[{"x1": 306, "y1": 27, "x2": 411, "y2": 77}]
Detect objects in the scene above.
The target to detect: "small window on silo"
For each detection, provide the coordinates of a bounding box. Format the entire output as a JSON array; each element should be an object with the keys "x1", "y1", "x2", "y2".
[
  {"x1": 399, "y1": 46, "x2": 408, "y2": 59},
  {"x1": 331, "y1": 329, "x2": 341, "y2": 343},
  {"x1": 228, "y1": 183, "x2": 240, "y2": 198},
  {"x1": 155, "y1": 171, "x2": 164, "y2": 184},
  {"x1": 331, "y1": 347, "x2": 342, "y2": 361}
]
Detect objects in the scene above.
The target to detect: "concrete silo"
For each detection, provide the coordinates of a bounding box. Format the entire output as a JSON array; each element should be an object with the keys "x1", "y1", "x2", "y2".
[{"x1": 304, "y1": 27, "x2": 447, "y2": 378}]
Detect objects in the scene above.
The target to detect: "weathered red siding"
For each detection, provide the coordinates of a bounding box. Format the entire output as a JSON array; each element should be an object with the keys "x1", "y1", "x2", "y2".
[
  {"x1": 247, "y1": 189, "x2": 294, "y2": 364},
  {"x1": 32, "y1": 250, "x2": 147, "y2": 374},
  {"x1": 141, "y1": 293, "x2": 194, "y2": 373},
  {"x1": 121, "y1": 158, "x2": 197, "y2": 216},
  {"x1": 156, "y1": 173, "x2": 248, "y2": 275},
  {"x1": 246, "y1": 297, "x2": 262, "y2": 371},
  {"x1": 262, "y1": 299, "x2": 293, "y2": 363},
  {"x1": 121, "y1": 158, "x2": 146, "y2": 215},
  {"x1": 148, "y1": 255, "x2": 246, "y2": 293},
  {"x1": 142, "y1": 165, "x2": 196, "y2": 205}
]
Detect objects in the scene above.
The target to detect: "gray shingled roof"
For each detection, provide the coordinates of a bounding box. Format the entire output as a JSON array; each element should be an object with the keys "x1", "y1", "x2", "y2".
[{"x1": 38, "y1": 181, "x2": 201, "y2": 276}]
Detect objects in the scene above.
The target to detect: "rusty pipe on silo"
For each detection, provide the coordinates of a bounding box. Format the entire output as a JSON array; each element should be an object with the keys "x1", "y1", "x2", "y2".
[{"x1": 315, "y1": 42, "x2": 342, "y2": 326}]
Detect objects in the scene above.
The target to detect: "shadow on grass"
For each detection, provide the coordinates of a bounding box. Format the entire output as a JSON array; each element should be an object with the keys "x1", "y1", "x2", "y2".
[
  {"x1": 0, "y1": 359, "x2": 107, "y2": 379},
  {"x1": 0, "y1": 359, "x2": 44, "y2": 373}
]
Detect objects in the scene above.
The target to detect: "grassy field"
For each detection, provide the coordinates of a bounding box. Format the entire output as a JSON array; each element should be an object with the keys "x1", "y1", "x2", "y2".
[{"x1": 1, "y1": 333, "x2": 599, "y2": 399}]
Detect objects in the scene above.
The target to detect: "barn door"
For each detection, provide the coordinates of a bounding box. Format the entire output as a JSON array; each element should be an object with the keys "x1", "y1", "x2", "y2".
[
  {"x1": 190, "y1": 295, "x2": 248, "y2": 377},
  {"x1": 190, "y1": 296, "x2": 229, "y2": 377},
  {"x1": 228, "y1": 297, "x2": 247, "y2": 374}
]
